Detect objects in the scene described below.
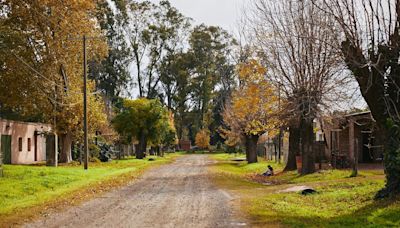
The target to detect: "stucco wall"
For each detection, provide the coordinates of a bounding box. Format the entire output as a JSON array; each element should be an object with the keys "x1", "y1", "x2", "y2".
[{"x1": 0, "y1": 119, "x2": 52, "y2": 164}]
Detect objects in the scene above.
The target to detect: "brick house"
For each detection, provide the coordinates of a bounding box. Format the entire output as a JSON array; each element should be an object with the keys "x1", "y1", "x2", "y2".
[{"x1": 323, "y1": 111, "x2": 384, "y2": 168}]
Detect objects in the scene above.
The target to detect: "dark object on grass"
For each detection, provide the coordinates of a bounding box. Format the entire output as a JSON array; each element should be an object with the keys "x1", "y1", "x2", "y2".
[
  {"x1": 301, "y1": 188, "x2": 317, "y2": 195},
  {"x1": 148, "y1": 158, "x2": 155, "y2": 161},
  {"x1": 262, "y1": 165, "x2": 274, "y2": 176}
]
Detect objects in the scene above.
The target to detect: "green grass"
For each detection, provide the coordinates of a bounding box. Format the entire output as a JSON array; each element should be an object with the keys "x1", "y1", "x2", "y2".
[
  {"x1": 0, "y1": 154, "x2": 179, "y2": 217},
  {"x1": 208, "y1": 153, "x2": 400, "y2": 228}
]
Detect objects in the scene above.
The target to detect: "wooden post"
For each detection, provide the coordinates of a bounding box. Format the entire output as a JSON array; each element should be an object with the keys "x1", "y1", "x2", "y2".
[
  {"x1": 351, "y1": 138, "x2": 359, "y2": 177},
  {"x1": 349, "y1": 119, "x2": 355, "y2": 168}
]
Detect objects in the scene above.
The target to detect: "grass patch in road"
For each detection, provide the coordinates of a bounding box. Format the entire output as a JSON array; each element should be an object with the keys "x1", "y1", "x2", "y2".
[
  {"x1": 208, "y1": 153, "x2": 399, "y2": 228},
  {"x1": 0, "y1": 154, "x2": 180, "y2": 226}
]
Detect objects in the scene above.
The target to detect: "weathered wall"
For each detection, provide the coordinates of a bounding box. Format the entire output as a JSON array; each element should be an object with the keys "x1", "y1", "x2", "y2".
[{"x1": 0, "y1": 119, "x2": 52, "y2": 164}]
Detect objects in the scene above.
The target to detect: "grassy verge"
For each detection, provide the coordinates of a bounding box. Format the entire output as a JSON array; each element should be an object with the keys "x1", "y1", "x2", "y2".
[
  {"x1": 0, "y1": 153, "x2": 181, "y2": 226},
  {"x1": 209, "y1": 153, "x2": 400, "y2": 228}
]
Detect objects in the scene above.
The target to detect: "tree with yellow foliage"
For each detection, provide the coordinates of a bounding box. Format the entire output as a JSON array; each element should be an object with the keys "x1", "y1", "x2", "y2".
[
  {"x1": 195, "y1": 129, "x2": 211, "y2": 150},
  {"x1": 0, "y1": 0, "x2": 108, "y2": 163},
  {"x1": 220, "y1": 60, "x2": 279, "y2": 163}
]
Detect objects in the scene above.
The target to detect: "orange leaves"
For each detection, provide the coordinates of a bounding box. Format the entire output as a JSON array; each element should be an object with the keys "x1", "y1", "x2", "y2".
[
  {"x1": 221, "y1": 59, "x2": 281, "y2": 145},
  {"x1": 195, "y1": 129, "x2": 211, "y2": 149},
  {"x1": 238, "y1": 59, "x2": 267, "y2": 84}
]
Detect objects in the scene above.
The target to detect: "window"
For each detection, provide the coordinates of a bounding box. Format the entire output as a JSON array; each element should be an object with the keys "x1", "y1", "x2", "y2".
[
  {"x1": 27, "y1": 138, "x2": 31, "y2": 152},
  {"x1": 18, "y1": 137, "x2": 23, "y2": 152}
]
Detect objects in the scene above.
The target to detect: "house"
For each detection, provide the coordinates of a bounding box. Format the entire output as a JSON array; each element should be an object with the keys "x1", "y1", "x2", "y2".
[
  {"x1": 0, "y1": 119, "x2": 53, "y2": 165},
  {"x1": 322, "y1": 111, "x2": 384, "y2": 168},
  {"x1": 179, "y1": 140, "x2": 191, "y2": 151}
]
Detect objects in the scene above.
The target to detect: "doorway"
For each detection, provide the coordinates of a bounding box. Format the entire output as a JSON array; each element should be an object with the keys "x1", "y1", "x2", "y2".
[
  {"x1": 34, "y1": 133, "x2": 38, "y2": 162},
  {"x1": 362, "y1": 132, "x2": 373, "y2": 163},
  {"x1": 1, "y1": 135, "x2": 12, "y2": 164}
]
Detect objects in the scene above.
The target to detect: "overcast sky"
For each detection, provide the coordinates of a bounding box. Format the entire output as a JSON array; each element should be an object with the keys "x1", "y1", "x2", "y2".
[{"x1": 149, "y1": 0, "x2": 247, "y2": 32}]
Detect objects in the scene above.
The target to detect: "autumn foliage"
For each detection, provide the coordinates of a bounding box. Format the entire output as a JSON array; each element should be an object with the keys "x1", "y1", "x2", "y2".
[
  {"x1": 195, "y1": 129, "x2": 211, "y2": 150},
  {"x1": 220, "y1": 59, "x2": 280, "y2": 163}
]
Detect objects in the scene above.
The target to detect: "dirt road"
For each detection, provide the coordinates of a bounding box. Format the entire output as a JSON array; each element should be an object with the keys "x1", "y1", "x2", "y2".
[{"x1": 25, "y1": 155, "x2": 244, "y2": 228}]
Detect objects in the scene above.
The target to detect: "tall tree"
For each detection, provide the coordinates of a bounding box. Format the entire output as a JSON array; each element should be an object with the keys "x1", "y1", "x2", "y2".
[
  {"x1": 221, "y1": 60, "x2": 279, "y2": 163},
  {"x1": 248, "y1": 0, "x2": 346, "y2": 173},
  {"x1": 0, "y1": 0, "x2": 108, "y2": 163},
  {"x1": 188, "y1": 25, "x2": 236, "y2": 133},
  {"x1": 91, "y1": 0, "x2": 131, "y2": 99},
  {"x1": 158, "y1": 52, "x2": 193, "y2": 140},
  {"x1": 126, "y1": 0, "x2": 190, "y2": 98}
]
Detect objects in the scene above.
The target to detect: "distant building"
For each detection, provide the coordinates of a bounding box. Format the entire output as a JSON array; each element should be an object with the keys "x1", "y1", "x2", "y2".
[
  {"x1": 0, "y1": 119, "x2": 53, "y2": 164},
  {"x1": 179, "y1": 140, "x2": 191, "y2": 151}
]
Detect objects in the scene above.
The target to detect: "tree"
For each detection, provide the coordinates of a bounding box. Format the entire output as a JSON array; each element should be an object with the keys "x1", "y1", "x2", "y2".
[
  {"x1": 188, "y1": 25, "x2": 236, "y2": 133},
  {"x1": 0, "y1": 0, "x2": 108, "y2": 163},
  {"x1": 157, "y1": 25, "x2": 236, "y2": 145},
  {"x1": 112, "y1": 98, "x2": 173, "y2": 159},
  {"x1": 248, "y1": 0, "x2": 347, "y2": 173},
  {"x1": 317, "y1": 0, "x2": 400, "y2": 197},
  {"x1": 220, "y1": 60, "x2": 279, "y2": 163},
  {"x1": 91, "y1": 0, "x2": 131, "y2": 99},
  {"x1": 126, "y1": 0, "x2": 191, "y2": 98},
  {"x1": 195, "y1": 129, "x2": 211, "y2": 150},
  {"x1": 158, "y1": 52, "x2": 193, "y2": 141}
]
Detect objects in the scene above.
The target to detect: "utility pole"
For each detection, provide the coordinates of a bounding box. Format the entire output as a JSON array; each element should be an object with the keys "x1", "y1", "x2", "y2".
[
  {"x1": 83, "y1": 35, "x2": 89, "y2": 170},
  {"x1": 67, "y1": 34, "x2": 105, "y2": 170},
  {"x1": 54, "y1": 85, "x2": 58, "y2": 167}
]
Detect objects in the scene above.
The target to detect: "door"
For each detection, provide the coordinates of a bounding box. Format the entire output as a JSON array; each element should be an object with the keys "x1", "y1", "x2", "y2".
[
  {"x1": 34, "y1": 134, "x2": 38, "y2": 162},
  {"x1": 362, "y1": 133, "x2": 373, "y2": 163},
  {"x1": 1, "y1": 135, "x2": 12, "y2": 164}
]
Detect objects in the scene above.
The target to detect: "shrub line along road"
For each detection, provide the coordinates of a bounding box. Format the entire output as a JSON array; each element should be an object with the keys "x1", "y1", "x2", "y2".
[{"x1": 25, "y1": 155, "x2": 245, "y2": 228}]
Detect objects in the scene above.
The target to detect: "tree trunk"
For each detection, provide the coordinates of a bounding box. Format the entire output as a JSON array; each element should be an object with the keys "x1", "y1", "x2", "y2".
[
  {"x1": 59, "y1": 132, "x2": 72, "y2": 163},
  {"x1": 156, "y1": 146, "x2": 164, "y2": 157},
  {"x1": 245, "y1": 134, "x2": 259, "y2": 163},
  {"x1": 134, "y1": 144, "x2": 140, "y2": 159},
  {"x1": 376, "y1": 123, "x2": 400, "y2": 198},
  {"x1": 284, "y1": 125, "x2": 300, "y2": 172},
  {"x1": 137, "y1": 133, "x2": 146, "y2": 159},
  {"x1": 300, "y1": 117, "x2": 315, "y2": 175}
]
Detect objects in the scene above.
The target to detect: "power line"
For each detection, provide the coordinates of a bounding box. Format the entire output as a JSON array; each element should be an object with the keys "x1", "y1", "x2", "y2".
[
  {"x1": 11, "y1": 52, "x2": 102, "y2": 96},
  {"x1": 12, "y1": 53, "x2": 63, "y2": 87}
]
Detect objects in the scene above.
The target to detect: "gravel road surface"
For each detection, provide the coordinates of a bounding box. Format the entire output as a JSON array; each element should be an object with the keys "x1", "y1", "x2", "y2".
[{"x1": 25, "y1": 155, "x2": 244, "y2": 228}]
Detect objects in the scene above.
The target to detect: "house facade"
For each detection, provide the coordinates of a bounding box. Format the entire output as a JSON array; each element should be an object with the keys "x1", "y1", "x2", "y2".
[
  {"x1": 323, "y1": 112, "x2": 384, "y2": 168},
  {"x1": 0, "y1": 119, "x2": 52, "y2": 164}
]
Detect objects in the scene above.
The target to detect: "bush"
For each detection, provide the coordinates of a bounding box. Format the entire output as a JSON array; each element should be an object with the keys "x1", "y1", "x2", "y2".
[{"x1": 89, "y1": 144, "x2": 100, "y2": 159}]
